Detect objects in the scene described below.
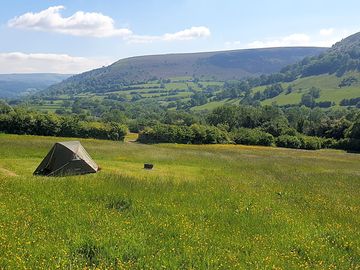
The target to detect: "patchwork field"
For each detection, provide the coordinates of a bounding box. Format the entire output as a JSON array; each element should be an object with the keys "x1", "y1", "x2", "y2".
[
  {"x1": 30, "y1": 77, "x2": 225, "y2": 112},
  {"x1": 0, "y1": 134, "x2": 359, "y2": 269}
]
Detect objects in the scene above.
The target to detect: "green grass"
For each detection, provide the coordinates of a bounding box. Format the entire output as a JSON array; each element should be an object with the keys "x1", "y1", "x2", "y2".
[
  {"x1": 199, "y1": 81, "x2": 224, "y2": 87},
  {"x1": 169, "y1": 76, "x2": 193, "y2": 82},
  {"x1": 192, "y1": 98, "x2": 241, "y2": 111},
  {"x1": 130, "y1": 83, "x2": 161, "y2": 88},
  {"x1": 165, "y1": 82, "x2": 188, "y2": 91},
  {"x1": 185, "y1": 82, "x2": 202, "y2": 91},
  {"x1": 0, "y1": 134, "x2": 359, "y2": 269},
  {"x1": 261, "y1": 73, "x2": 360, "y2": 106}
]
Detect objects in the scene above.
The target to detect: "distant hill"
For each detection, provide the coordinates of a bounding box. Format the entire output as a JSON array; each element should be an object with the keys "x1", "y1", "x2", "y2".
[
  {"x1": 176, "y1": 32, "x2": 360, "y2": 110},
  {"x1": 0, "y1": 73, "x2": 71, "y2": 98},
  {"x1": 240, "y1": 31, "x2": 360, "y2": 107},
  {"x1": 45, "y1": 47, "x2": 326, "y2": 95},
  {"x1": 281, "y1": 32, "x2": 360, "y2": 78}
]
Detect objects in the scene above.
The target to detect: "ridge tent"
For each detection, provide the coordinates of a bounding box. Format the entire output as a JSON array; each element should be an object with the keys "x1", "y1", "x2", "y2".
[{"x1": 33, "y1": 141, "x2": 99, "y2": 176}]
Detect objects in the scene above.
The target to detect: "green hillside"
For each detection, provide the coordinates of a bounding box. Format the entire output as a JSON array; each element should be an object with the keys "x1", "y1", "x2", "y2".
[
  {"x1": 28, "y1": 71, "x2": 360, "y2": 114},
  {"x1": 12, "y1": 32, "x2": 360, "y2": 120},
  {"x1": 258, "y1": 72, "x2": 360, "y2": 106},
  {"x1": 219, "y1": 32, "x2": 360, "y2": 109},
  {"x1": 29, "y1": 76, "x2": 226, "y2": 113},
  {"x1": 43, "y1": 47, "x2": 325, "y2": 96},
  {"x1": 0, "y1": 134, "x2": 359, "y2": 269}
]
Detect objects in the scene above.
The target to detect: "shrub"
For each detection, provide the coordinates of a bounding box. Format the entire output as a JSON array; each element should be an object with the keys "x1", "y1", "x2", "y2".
[
  {"x1": 276, "y1": 135, "x2": 323, "y2": 150},
  {"x1": 276, "y1": 135, "x2": 302, "y2": 149},
  {"x1": 138, "y1": 124, "x2": 229, "y2": 144},
  {"x1": 298, "y1": 135, "x2": 322, "y2": 150},
  {"x1": 232, "y1": 128, "x2": 274, "y2": 146},
  {"x1": 191, "y1": 124, "x2": 207, "y2": 144},
  {"x1": 0, "y1": 109, "x2": 127, "y2": 141},
  {"x1": 138, "y1": 124, "x2": 194, "y2": 144},
  {"x1": 202, "y1": 125, "x2": 229, "y2": 144},
  {"x1": 321, "y1": 138, "x2": 338, "y2": 149}
]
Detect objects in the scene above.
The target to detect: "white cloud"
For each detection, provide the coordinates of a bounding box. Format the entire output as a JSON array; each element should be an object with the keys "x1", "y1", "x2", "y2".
[
  {"x1": 8, "y1": 6, "x2": 211, "y2": 42},
  {"x1": 8, "y1": 6, "x2": 132, "y2": 38},
  {"x1": 226, "y1": 29, "x2": 353, "y2": 50},
  {"x1": 247, "y1": 33, "x2": 311, "y2": 48},
  {"x1": 163, "y1": 26, "x2": 211, "y2": 41},
  {"x1": 128, "y1": 26, "x2": 211, "y2": 44},
  {"x1": 320, "y1": 28, "x2": 334, "y2": 36},
  {"x1": 0, "y1": 52, "x2": 111, "y2": 73}
]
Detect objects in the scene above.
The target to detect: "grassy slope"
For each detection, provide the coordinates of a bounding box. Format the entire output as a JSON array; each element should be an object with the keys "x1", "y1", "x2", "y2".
[
  {"x1": 192, "y1": 98, "x2": 241, "y2": 111},
  {"x1": 32, "y1": 71, "x2": 360, "y2": 112},
  {"x1": 257, "y1": 72, "x2": 360, "y2": 106},
  {"x1": 0, "y1": 134, "x2": 359, "y2": 269}
]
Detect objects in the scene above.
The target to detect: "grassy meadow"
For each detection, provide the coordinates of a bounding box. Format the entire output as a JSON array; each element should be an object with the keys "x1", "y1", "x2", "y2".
[
  {"x1": 257, "y1": 73, "x2": 360, "y2": 106},
  {"x1": 0, "y1": 134, "x2": 359, "y2": 269}
]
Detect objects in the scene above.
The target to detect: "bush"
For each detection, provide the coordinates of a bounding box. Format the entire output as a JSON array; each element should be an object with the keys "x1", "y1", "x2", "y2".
[
  {"x1": 201, "y1": 125, "x2": 229, "y2": 144},
  {"x1": 0, "y1": 109, "x2": 127, "y2": 141},
  {"x1": 321, "y1": 138, "x2": 338, "y2": 149},
  {"x1": 276, "y1": 135, "x2": 302, "y2": 149},
  {"x1": 298, "y1": 135, "x2": 322, "y2": 150},
  {"x1": 138, "y1": 124, "x2": 229, "y2": 144},
  {"x1": 276, "y1": 135, "x2": 324, "y2": 150},
  {"x1": 138, "y1": 124, "x2": 194, "y2": 144},
  {"x1": 232, "y1": 128, "x2": 274, "y2": 146}
]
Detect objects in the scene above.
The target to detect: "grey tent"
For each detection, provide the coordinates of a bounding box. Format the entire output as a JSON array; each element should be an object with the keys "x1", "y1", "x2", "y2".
[{"x1": 34, "y1": 141, "x2": 99, "y2": 176}]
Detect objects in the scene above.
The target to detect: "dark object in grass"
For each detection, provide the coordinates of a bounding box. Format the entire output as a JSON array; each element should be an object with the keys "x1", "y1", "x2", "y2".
[
  {"x1": 144, "y1": 163, "x2": 154, "y2": 170},
  {"x1": 74, "y1": 240, "x2": 104, "y2": 266},
  {"x1": 106, "y1": 198, "x2": 132, "y2": 212}
]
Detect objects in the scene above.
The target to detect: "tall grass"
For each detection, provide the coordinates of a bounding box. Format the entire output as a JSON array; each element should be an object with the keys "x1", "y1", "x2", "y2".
[{"x1": 0, "y1": 134, "x2": 359, "y2": 269}]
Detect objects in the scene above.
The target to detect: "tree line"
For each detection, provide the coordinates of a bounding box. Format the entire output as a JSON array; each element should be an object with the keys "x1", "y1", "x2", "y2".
[
  {"x1": 1, "y1": 100, "x2": 359, "y2": 151},
  {"x1": 0, "y1": 106, "x2": 127, "y2": 141}
]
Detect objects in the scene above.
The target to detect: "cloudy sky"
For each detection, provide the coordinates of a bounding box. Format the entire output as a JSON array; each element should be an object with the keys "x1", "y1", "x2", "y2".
[{"x1": 1, "y1": 0, "x2": 359, "y2": 73}]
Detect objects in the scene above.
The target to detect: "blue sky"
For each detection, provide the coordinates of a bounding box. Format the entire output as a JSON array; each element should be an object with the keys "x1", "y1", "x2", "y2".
[{"x1": 0, "y1": 0, "x2": 359, "y2": 73}]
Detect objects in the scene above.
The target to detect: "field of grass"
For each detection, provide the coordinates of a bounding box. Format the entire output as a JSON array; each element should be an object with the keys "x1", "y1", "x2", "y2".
[
  {"x1": 192, "y1": 98, "x2": 241, "y2": 111},
  {"x1": 0, "y1": 134, "x2": 359, "y2": 269},
  {"x1": 260, "y1": 73, "x2": 360, "y2": 106}
]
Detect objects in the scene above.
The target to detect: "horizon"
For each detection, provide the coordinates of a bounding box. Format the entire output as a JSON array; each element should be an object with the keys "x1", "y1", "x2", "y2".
[
  {"x1": 1, "y1": 0, "x2": 359, "y2": 73},
  {"x1": 0, "y1": 44, "x2": 332, "y2": 75}
]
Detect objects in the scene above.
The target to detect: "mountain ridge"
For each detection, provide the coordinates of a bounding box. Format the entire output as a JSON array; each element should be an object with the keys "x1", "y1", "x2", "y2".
[{"x1": 45, "y1": 47, "x2": 326, "y2": 95}]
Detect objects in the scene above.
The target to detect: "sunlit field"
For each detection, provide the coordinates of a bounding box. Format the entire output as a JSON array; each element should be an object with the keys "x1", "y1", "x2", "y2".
[{"x1": 0, "y1": 134, "x2": 359, "y2": 269}]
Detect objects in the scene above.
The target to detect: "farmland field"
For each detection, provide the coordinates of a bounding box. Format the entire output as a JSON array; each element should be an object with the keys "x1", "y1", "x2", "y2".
[{"x1": 0, "y1": 134, "x2": 359, "y2": 269}]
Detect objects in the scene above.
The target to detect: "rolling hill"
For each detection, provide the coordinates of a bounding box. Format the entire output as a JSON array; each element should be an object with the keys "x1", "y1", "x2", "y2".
[
  {"x1": 44, "y1": 47, "x2": 326, "y2": 95},
  {"x1": 256, "y1": 72, "x2": 360, "y2": 106},
  {"x1": 0, "y1": 73, "x2": 71, "y2": 98},
  {"x1": 25, "y1": 32, "x2": 360, "y2": 113},
  {"x1": 194, "y1": 31, "x2": 360, "y2": 110},
  {"x1": 247, "y1": 31, "x2": 360, "y2": 107}
]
